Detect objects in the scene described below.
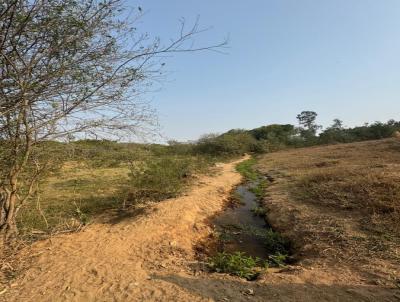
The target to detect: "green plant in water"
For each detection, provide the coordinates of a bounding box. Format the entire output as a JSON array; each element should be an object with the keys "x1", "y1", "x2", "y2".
[
  {"x1": 249, "y1": 181, "x2": 267, "y2": 200},
  {"x1": 251, "y1": 206, "x2": 267, "y2": 217},
  {"x1": 268, "y1": 253, "x2": 288, "y2": 267},
  {"x1": 217, "y1": 229, "x2": 236, "y2": 243},
  {"x1": 229, "y1": 191, "x2": 245, "y2": 206},
  {"x1": 264, "y1": 228, "x2": 289, "y2": 255},
  {"x1": 241, "y1": 225, "x2": 290, "y2": 255},
  {"x1": 236, "y1": 158, "x2": 258, "y2": 181},
  {"x1": 208, "y1": 252, "x2": 266, "y2": 280}
]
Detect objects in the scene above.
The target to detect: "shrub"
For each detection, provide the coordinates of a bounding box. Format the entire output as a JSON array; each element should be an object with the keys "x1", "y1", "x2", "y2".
[
  {"x1": 249, "y1": 124, "x2": 297, "y2": 150},
  {"x1": 268, "y1": 252, "x2": 288, "y2": 267},
  {"x1": 264, "y1": 228, "x2": 289, "y2": 254},
  {"x1": 129, "y1": 156, "x2": 193, "y2": 202},
  {"x1": 208, "y1": 252, "x2": 266, "y2": 280},
  {"x1": 193, "y1": 132, "x2": 259, "y2": 157}
]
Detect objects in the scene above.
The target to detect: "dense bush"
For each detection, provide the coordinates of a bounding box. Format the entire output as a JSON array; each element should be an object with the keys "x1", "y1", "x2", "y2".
[
  {"x1": 319, "y1": 121, "x2": 400, "y2": 144},
  {"x1": 208, "y1": 252, "x2": 265, "y2": 280},
  {"x1": 69, "y1": 140, "x2": 144, "y2": 167},
  {"x1": 128, "y1": 155, "x2": 212, "y2": 202},
  {"x1": 193, "y1": 131, "x2": 260, "y2": 156},
  {"x1": 249, "y1": 124, "x2": 298, "y2": 151}
]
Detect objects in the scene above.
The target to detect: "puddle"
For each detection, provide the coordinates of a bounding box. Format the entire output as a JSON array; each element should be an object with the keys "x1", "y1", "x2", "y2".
[{"x1": 212, "y1": 181, "x2": 270, "y2": 260}]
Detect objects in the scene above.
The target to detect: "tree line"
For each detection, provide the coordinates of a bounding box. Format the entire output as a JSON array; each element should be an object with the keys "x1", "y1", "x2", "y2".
[{"x1": 193, "y1": 111, "x2": 400, "y2": 156}]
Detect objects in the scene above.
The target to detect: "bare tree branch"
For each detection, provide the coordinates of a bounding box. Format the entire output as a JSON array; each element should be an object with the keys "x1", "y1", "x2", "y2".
[{"x1": 0, "y1": 0, "x2": 226, "y2": 237}]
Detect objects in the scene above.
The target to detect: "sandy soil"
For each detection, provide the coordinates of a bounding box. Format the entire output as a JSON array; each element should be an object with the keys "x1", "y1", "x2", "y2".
[{"x1": 2, "y1": 156, "x2": 400, "y2": 301}]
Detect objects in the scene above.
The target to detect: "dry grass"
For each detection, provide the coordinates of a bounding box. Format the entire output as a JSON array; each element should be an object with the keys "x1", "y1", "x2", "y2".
[
  {"x1": 256, "y1": 138, "x2": 400, "y2": 284},
  {"x1": 17, "y1": 155, "x2": 218, "y2": 239},
  {"x1": 17, "y1": 162, "x2": 131, "y2": 238},
  {"x1": 259, "y1": 139, "x2": 400, "y2": 235}
]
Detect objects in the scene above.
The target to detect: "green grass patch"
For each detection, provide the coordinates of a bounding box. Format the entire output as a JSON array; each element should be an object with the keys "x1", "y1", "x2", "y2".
[
  {"x1": 236, "y1": 158, "x2": 258, "y2": 181},
  {"x1": 208, "y1": 252, "x2": 267, "y2": 280}
]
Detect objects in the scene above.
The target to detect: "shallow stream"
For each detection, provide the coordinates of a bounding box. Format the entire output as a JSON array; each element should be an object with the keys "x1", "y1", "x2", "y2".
[{"x1": 212, "y1": 181, "x2": 270, "y2": 259}]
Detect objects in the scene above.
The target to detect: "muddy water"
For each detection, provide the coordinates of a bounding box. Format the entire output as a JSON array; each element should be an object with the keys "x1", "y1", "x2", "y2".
[{"x1": 212, "y1": 181, "x2": 269, "y2": 259}]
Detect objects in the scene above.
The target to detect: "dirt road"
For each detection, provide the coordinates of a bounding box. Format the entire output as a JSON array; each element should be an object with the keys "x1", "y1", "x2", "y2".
[{"x1": 2, "y1": 157, "x2": 399, "y2": 301}]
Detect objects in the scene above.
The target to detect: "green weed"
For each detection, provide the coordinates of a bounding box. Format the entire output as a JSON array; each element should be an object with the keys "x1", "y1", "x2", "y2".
[
  {"x1": 268, "y1": 252, "x2": 288, "y2": 267},
  {"x1": 239, "y1": 225, "x2": 289, "y2": 255},
  {"x1": 249, "y1": 181, "x2": 267, "y2": 200},
  {"x1": 236, "y1": 158, "x2": 258, "y2": 181},
  {"x1": 264, "y1": 228, "x2": 290, "y2": 255},
  {"x1": 251, "y1": 206, "x2": 267, "y2": 217},
  {"x1": 208, "y1": 252, "x2": 267, "y2": 280}
]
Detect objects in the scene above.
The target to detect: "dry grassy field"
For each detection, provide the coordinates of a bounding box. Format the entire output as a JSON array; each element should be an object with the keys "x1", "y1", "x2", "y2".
[
  {"x1": 257, "y1": 138, "x2": 400, "y2": 288},
  {"x1": 18, "y1": 162, "x2": 131, "y2": 237}
]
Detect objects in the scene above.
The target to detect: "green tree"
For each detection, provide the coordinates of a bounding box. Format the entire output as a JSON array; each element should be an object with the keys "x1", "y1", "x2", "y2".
[
  {"x1": 330, "y1": 119, "x2": 344, "y2": 130},
  {"x1": 319, "y1": 119, "x2": 347, "y2": 143},
  {"x1": 296, "y1": 111, "x2": 321, "y2": 141}
]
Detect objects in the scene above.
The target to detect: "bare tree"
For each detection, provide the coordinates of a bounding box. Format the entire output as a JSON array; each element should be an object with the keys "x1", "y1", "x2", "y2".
[{"x1": 0, "y1": 0, "x2": 226, "y2": 239}]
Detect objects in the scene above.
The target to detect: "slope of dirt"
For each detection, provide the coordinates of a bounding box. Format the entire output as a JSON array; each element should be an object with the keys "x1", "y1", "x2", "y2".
[
  {"x1": 2, "y1": 153, "x2": 399, "y2": 302},
  {"x1": 2, "y1": 158, "x2": 246, "y2": 301}
]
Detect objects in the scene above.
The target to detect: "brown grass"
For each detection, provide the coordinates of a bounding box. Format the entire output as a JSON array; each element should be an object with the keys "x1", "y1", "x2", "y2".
[
  {"x1": 256, "y1": 138, "x2": 400, "y2": 285},
  {"x1": 260, "y1": 139, "x2": 400, "y2": 236}
]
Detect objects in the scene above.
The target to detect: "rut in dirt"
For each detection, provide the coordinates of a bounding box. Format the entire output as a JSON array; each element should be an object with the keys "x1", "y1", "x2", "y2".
[{"x1": 210, "y1": 175, "x2": 294, "y2": 264}]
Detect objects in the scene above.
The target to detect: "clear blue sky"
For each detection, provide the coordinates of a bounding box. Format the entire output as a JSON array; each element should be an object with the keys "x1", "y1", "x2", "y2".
[{"x1": 137, "y1": 0, "x2": 400, "y2": 142}]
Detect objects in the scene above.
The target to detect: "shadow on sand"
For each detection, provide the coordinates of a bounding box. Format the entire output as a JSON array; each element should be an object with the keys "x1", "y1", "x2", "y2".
[{"x1": 152, "y1": 273, "x2": 399, "y2": 302}]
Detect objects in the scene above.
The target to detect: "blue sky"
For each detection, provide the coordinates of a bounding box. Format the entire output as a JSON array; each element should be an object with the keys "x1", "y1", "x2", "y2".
[{"x1": 137, "y1": 0, "x2": 400, "y2": 142}]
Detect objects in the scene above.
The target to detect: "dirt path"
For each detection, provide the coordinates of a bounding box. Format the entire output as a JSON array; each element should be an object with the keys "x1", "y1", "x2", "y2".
[
  {"x1": 3, "y1": 158, "x2": 246, "y2": 301},
  {"x1": 2, "y1": 157, "x2": 399, "y2": 301}
]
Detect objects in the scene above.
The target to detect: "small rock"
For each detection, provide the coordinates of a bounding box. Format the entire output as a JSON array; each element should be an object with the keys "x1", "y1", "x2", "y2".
[{"x1": 243, "y1": 289, "x2": 254, "y2": 296}]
